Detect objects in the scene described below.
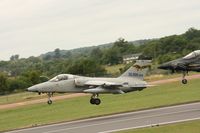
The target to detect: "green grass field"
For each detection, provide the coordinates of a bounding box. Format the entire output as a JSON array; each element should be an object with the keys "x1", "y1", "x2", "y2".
[
  {"x1": 0, "y1": 78, "x2": 200, "y2": 132},
  {"x1": 0, "y1": 92, "x2": 65, "y2": 105},
  {"x1": 0, "y1": 92, "x2": 42, "y2": 105},
  {"x1": 116, "y1": 120, "x2": 200, "y2": 133},
  {"x1": 145, "y1": 72, "x2": 199, "y2": 82}
]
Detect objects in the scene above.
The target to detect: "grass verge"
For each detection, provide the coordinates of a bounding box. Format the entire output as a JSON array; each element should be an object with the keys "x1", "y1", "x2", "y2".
[
  {"x1": 0, "y1": 92, "x2": 66, "y2": 105},
  {"x1": 0, "y1": 78, "x2": 200, "y2": 131},
  {"x1": 116, "y1": 120, "x2": 200, "y2": 133}
]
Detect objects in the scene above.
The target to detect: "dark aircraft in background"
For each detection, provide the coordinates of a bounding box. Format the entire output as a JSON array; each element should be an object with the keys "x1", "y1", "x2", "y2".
[{"x1": 158, "y1": 50, "x2": 200, "y2": 84}]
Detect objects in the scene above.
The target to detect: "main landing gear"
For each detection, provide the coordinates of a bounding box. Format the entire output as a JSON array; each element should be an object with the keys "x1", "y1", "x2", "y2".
[
  {"x1": 182, "y1": 71, "x2": 188, "y2": 84},
  {"x1": 47, "y1": 92, "x2": 53, "y2": 105},
  {"x1": 90, "y1": 94, "x2": 101, "y2": 105}
]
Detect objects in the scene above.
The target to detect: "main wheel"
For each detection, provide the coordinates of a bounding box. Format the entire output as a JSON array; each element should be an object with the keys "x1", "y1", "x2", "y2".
[
  {"x1": 47, "y1": 100, "x2": 52, "y2": 105},
  {"x1": 182, "y1": 79, "x2": 187, "y2": 84},
  {"x1": 90, "y1": 98, "x2": 95, "y2": 104},
  {"x1": 94, "y1": 98, "x2": 101, "y2": 105}
]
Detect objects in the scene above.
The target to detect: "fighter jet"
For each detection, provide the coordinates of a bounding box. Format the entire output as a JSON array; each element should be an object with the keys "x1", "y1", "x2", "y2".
[
  {"x1": 27, "y1": 60, "x2": 151, "y2": 105},
  {"x1": 158, "y1": 50, "x2": 200, "y2": 84}
]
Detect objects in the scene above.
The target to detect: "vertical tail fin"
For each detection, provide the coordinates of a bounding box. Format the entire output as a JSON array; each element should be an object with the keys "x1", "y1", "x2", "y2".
[{"x1": 120, "y1": 60, "x2": 151, "y2": 80}]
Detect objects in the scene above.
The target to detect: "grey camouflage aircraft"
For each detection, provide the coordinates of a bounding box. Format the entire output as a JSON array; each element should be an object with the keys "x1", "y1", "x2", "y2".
[
  {"x1": 27, "y1": 60, "x2": 151, "y2": 105},
  {"x1": 158, "y1": 50, "x2": 200, "y2": 84}
]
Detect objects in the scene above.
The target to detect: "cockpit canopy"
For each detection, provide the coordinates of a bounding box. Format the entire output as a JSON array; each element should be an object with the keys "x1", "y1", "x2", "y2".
[
  {"x1": 49, "y1": 74, "x2": 74, "y2": 82},
  {"x1": 183, "y1": 50, "x2": 200, "y2": 59}
]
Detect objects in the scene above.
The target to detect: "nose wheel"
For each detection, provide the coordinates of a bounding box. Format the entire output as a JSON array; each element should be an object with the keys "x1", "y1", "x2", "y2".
[
  {"x1": 47, "y1": 100, "x2": 52, "y2": 105},
  {"x1": 90, "y1": 94, "x2": 101, "y2": 105},
  {"x1": 182, "y1": 71, "x2": 188, "y2": 84},
  {"x1": 47, "y1": 93, "x2": 53, "y2": 105},
  {"x1": 182, "y1": 79, "x2": 187, "y2": 84}
]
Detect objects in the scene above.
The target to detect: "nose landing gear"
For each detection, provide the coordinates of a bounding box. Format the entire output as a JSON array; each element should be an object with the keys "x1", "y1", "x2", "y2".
[
  {"x1": 47, "y1": 92, "x2": 53, "y2": 105},
  {"x1": 182, "y1": 71, "x2": 188, "y2": 84}
]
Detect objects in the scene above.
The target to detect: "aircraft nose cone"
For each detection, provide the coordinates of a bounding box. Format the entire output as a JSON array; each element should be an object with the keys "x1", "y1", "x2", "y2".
[
  {"x1": 27, "y1": 86, "x2": 38, "y2": 92},
  {"x1": 158, "y1": 64, "x2": 169, "y2": 69},
  {"x1": 158, "y1": 62, "x2": 174, "y2": 70},
  {"x1": 157, "y1": 65, "x2": 164, "y2": 69}
]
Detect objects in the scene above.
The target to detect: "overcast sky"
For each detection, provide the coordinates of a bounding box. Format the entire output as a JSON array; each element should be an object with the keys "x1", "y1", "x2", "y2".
[{"x1": 1, "y1": 0, "x2": 200, "y2": 60}]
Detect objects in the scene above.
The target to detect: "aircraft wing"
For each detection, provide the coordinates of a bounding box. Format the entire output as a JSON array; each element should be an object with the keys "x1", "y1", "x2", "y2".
[
  {"x1": 83, "y1": 80, "x2": 124, "y2": 94},
  {"x1": 84, "y1": 80, "x2": 123, "y2": 87},
  {"x1": 83, "y1": 86, "x2": 125, "y2": 94}
]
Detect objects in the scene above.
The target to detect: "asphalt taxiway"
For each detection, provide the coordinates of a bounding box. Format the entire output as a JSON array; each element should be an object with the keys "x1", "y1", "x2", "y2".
[{"x1": 6, "y1": 102, "x2": 200, "y2": 133}]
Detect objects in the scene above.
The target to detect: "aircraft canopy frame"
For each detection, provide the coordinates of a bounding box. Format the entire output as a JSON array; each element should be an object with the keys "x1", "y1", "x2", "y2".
[
  {"x1": 49, "y1": 74, "x2": 74, "y2": 82},
  {"x1": 183, "y1": 50, "x2": 200, "y2": 59}
]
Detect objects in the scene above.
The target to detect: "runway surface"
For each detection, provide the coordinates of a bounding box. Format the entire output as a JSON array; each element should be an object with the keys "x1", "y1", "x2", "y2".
[{"x1": 6, "y1": 102, "x2": 200, "y2": 133}]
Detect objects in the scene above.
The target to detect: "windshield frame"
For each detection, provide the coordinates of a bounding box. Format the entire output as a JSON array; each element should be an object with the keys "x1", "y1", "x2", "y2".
[
  {"x1": 183, "y1": 50, "x2": 200, "y2": 59},
  {"x1": 49, "y1": 74, "x2": 74, "y2": 82}
]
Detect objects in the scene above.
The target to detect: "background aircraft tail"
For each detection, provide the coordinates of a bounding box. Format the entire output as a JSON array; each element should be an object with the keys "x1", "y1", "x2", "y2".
[{"x1": 120, "y1": 60, "x2": 151, "y2": 80}]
